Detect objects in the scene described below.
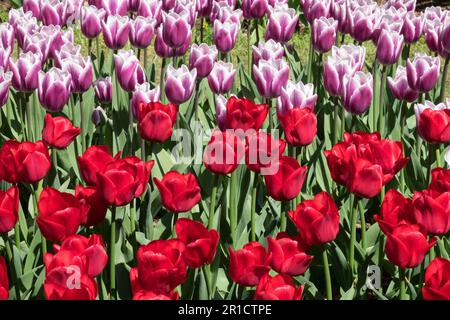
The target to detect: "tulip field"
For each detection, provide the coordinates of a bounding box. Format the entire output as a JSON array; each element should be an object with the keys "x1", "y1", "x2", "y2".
[{"x1": 1, "y1": 0, "x2": 450, "y2": 302}]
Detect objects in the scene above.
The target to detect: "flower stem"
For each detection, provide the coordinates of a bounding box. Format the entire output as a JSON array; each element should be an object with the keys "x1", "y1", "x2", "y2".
[
  {"x1": 349, "y1": 194, "x2": 359, "y2": 275},
  {"x1": 359, "y1": 201, "x2": 366, "y2": 251},
  {"x1": 130, "y1": 200, "x2": 137, "y2": 266},
  {"x1": 398, "y1": 268, "x2": 407, "y2": 300},
  {"x1": 266, "y1": 98, "x2": 273, "y2": 132},
  {"x1": 2, "y1": 233, "x2": 21, "y2": 300},
  {"x1": 193, "y1": 79, "x2": 201, "y2": 122},
  {"x1": 250, "y1": 172, "x2": 257, "y2": 241},
  {"x1": 160, "y1": 58, "x2": 166, "y2": 103},
  {"x1": 322, "y1": 246, "x2": 332, "y2": 300},
  {"x1": 247, "y1": 20, "x2": 251, "y2": 73},
  {"x1": 109, "y1": 206, "x2": 117, "y2": 300},
  {"x1": 229, "y1": 171, "x2": 237, "y2": 246},
  {"x1": 254, "y1": 19, "x2": 259, "y2": 44},
  {"x1": 208, "y1": 174, "x2": 219, "y2": 230},
  {"x1": 295, "y1": 146, "x2": 303, "y2": 207},
  {"x1": 440, "y1": 54, "x2": 450, "y2": 103},
  {"x1": 280, "y1": 201, "x2": 288, "y2": 232},
  {"x1": 379, "y1": 65, "x2": 387, "y2": 137},
  {"x1": 333, "y1": 99, "x2": 339, "y2": 145},
  {"x1": 79, "y1": 93, "x2": 86, "y2": 153}
]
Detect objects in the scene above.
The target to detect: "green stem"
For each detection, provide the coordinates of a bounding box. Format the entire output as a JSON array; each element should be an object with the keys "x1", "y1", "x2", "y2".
[
  {"x1": 250, "y1": 172, "x2": 257, "y2": 242},
  {"x1": 359, "y1": 201, "x2": 366, "y2": 251},
  {"x1": 200, "y1": 17, "x2": 204, "y2": 43},
  {"x1": 96, "y1": 36, "x2": 100, "y2": 71},
  {"x1": 140, "y1": 138, "x2": 146, "y2": 161},
  {"x1": 172, "y1": 212, "x2": 179, "y2": 238},
  {"x1": 436, "y1": 146, "x2": 442, "y2": 168},
  {"x1": 193, "y1": 79, "x2": 201, "y2": 122},
  {"x1": 307, "y1": 34, "x2": 313, "y2": 84},
  {"x1": 109, "y1": 206, "x2": 117, "y2": 300},
  {"x1": 266, "y1": 98, "x2": 273, "y2": 132},
  {"x1": 322, "y1": 246, "x2": 332, "y2": 300},
  {"x1": 280, "y1": 201, "x2": 288, "y2": 232},
  {"x1": 333, "y1": 100, "x2": 339, "y2": 145},
  {"x1": 130, "y1": 200, "x2": 136, "y2": 265},
  {"x1": 349, "y1": 194, "x2": 359, "y2": 275},
  {"x1": 295, "y1": 146, "x2": 303, "y2": 207},
  {"x1": 340, "y1": 101, "x2": 346, "y2": 137},
  {"x1": 440, "y1": 55, "x2": 450, "y2": 103},
  {"x1": 2, "y1": 233, "x2": 21, "y2": 300},
  {"x1": 427, "y1": 143, "x2": 435, "y2": 184},
  {"x1": 399, "y1": 268, "x2": 407, "y2": 300},
  {"x1": 144, "y1": 48, "x2": 148, "y2": 73},
  {"x1": 379, "y1": 65, "x2": 387, "y2": 137},
  {"x1": 145, "y1": 142, "x2": 153, "y2": 240},
  {"x1": 254, "y1": 19, "x2": 259, "y2": 44},
  {"x1": 79, "y1": 94, "x2": 85, "y2": 153},
  {"x1": 14, "y1": 224, "x2": 20, "y2": 248},
  {"x1": 52, "y1": 148, "x2": 58, "y2": 177},
  {"x1": 160, "y1": 58, "x2": 166, "y2": 103},
  {"x1": 208, "y1": 175, "x2": 219, "y2": 230},
  {"x1": 247, "y1": 20, "x2": 251, "y2": 73},
  {"x1": 229, "y1": 171, "x2": 237, "y2": 246}
]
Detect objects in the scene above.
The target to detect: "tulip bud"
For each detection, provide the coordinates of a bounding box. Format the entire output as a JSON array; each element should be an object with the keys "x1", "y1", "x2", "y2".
[
  {"x1": 94, "y1": 77, "x2": 113, "y2": 104},
  {"x1": 162, "y1": 11, "x2": 192, "y2": 49},
  {"x1": 406, "y1": 53, "x2": 440, "y2": 93},
  {"x1": 9, "y1": 51, "x2": 42, "y2": 92},
  {"x1": 265, "y1": 4, "x2": 299, "y2": 43},
  {"x1": 441, "y1": 15, "x2": 450, "y2": 54},
  {"x1": 372, "y1": 7, "x2": 405, "y2": 44},
  {"x1": 101, "y1": 14, "x2": 131, "y2": 50},
  {"x1": 189, "y1": 44, "x2": 218, "y2": 78},
  {"x1": 131, "y1": 83, "x2": 160, "y2": 119},
  {"x1": 130, "y1": 16, "x2": 156, "y2": 49},
  {"x1": 254, "y1": 274, "x2": 303, "y2": 300},
  {"x1": 42, "y1": 114, "x2": 81, "y2": 149},
  {"x1": 0, "y1": 186, "x2": 19, "y2": 234},
  {"x1": 349, "y1": 5, "x2": 381, "y2": 43},
  {"x1": 423, "y1": 257, "x2": 450, "y2": 300},
  {"x1": 402, "y1": 11, "x2": 423, "y2": 43},
  {"x1": 138, "y1": 0, "x2": 163, "y2": 24},
  {"x1": 81, "y1": 5, "x2": 106, "y2": 39},
  {"x1": 312, "y1": 17, "x2": 338, "y2": 53},
  {"x1": 301, "y1": 0, "x2": 331, "y2": 23},
  {"x1": 242, "y1": 0, "x2": 269, "y2": 20},
  {"x1": 424, "y1": 18, "x2": 443, "y2": 55},
  {"x1": 252, "y1": 39, "x2": 284, "y2": 66},
  {"x1": 213, "y1": 18, "x2": 240, "y2": 53},
  {"x1": 38, "y1": 67, "x2": 72, "y2": 113},
  {"x1": 0, "y1": 68, "x2": 12, "y2": 107},
  {"x1": 342, "y1": 71, "x2": 373, "y2": 115},
  {"x1": 114, "y1": 50, "x2": 146, "y2": 92},
  {"x1": 92, "y1": 106, "x2": 107, "y2": 127},
  {"x1": 331, "y1": 0, "x2": 350, "y2": 34},
  {"x1": 253, "y1": 58, "x2": 289, "y2": 99},
  {"x1": 207, "y1": 61, "x2": 236, "y2": 95},
  {"x1": 138, "y1": 101, "x2": 177, "y2": 143},
  {"x1": 387, "y1": 66, "x2": 419, "y2": 102},
  {"x1": 61, "y1": 55, "x2": 94, "y2": 93},
  {"x1": 215, "y1": 94, "x2": 228, "y2": 131},
  {"x1": 376, "y1": 30, "x2": 404, "y2": 65},
  {"x1": 165, "y1": 65, "x2": 196, "y2": 105},
  {"x1": 415, "y1": 101, "x2": 450, "y2": 144}
]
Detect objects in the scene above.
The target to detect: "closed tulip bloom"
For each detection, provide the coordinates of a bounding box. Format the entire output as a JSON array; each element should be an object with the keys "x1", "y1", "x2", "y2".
[
  {"x1": 267, "y1": 234, "x2": 312, "y2": 276},
  {"x1": 0, "y1": 68, "x2": 11, "y2": 107},
  {"x1": 94, "y1": 77, "x2": 113, "y2": 104},
  {"x1": 423, "y1": 258, "x2": 450, "y2": 300},
  {"x1": 40, "y1": 25, "x2": 73, "y2": 62},
  {"x1": 385, "y1": 0, "x2": 416, "y2": 11},
  {"x1": 131, "y1": 83, "x2": 160, "y2": 119},
  {"x1": 15, "y1": 17, "x2": 39, "y2": 50},
  {"x1": 0, "y1": 186, "x2": 19, "y2": 234},
  {"x1": 331, "y1": 0, "x2": 350, "y2": 34},
  {"x1": 278, "y1": 107, "x2": 317, "y2": 147},
  {"x1": 277, "y1": 81, "x2": 317, "y2": 114},
  {"x1": 372, "y1": 8, "x2": 405, "y2": 44},
  {"x1": 429, "y1": 168, "x2": 450, "y2": 194},
  {"x1": 154, "y1": 171, "x2": 201, "y2": 213},
  {"x1": 130, "y1": 16, "x2": 156, "y2": 49},
  {"x1": 342, "y1": 71, "x2": 373, "y2": 115},
  {"x1": 218, "y1": 96, "x2": 269, "y2": 131},
  {"x1": 228, "y1": 242, "x2": 271, "y2": 286},
  {"x1": 385, "y1": 224, "x2": 436, "y2": 269},
  {"x1": 174, "y1": 0, "x2": 197, "y2": 27},
  {"x1": 40, "y1": 0, "x2": 68, "y2": 27},
  {"x1": 138, "y1": 0, "x2": 163, "y2": 24},
  {"x1": 242, "y1": 0, "x2": 268, "y2": 20},
  {"x1": 100, "y1": 0, "x2": 128, "y2": 16},
  {"x1": 54, "y1": 43, "x2": 81, "y2": 68},
  {"x1": 92, "y1": 107, "x2": 105, "y2": 128},
  {"x1": 77, "y1": 145, "x2": 120, "y2": 186},
  {"x1": 161, "y1": 11, "x2": 191, "y2": 49},
  {"x1": 114, "y1": 50, "x2": 146, "y2": 92},
  {"x1": 208, "y1": 61, "x2": 236, "y2": 94},
  {"x1": 213, "y1": 18, "x2": 240, "y2": 53},
  {"x1": 313, "y1": 17, "x2": 338, "y2": 53},
  {"x1": 406, "y1": 53, "x2": 440, "y2": 93},
  {"x1": 0, "y1": 23, "x2": 14, "y2": 55},
  {"x1": 412, "y1": 190, "x2": 450, "y2": 236},
  {"x1": 42, "y1": 114, "x2": 80, "y2": 149},
  {"x1": 387, "y1": 66, "x2": 419, "y2": 102},
  {"x1": 402, "y1": 11, "x2": 423, "y2": 43},
  {"x1": 75, "y1": 186, "x2": 108, "y2": 227},
  {"x1": 197, "y1": 0, "x2": 212, "y2": 18},
  {"x1": 36, "y1": 187, "x2": 85, "y2": 243},
  {"x1": 374, "y1": 189, "x2": 415, "y2": 234},
  {"x1": 203, "y1": 130, "x2": 245, "y2": 175},
  {"x1": 0, "y1": 140, "x2": 51, "y2": 184},
  {"x1": 189, "y1": 44, "x2": 218, "y2": 78},
  {"x1": 245, "y1": 131, "x2": 286, "y2": 174},
  {"x1": 131, "y1": 239, "x2": 187, "y2": 292},
  {"x1": 264, "y1": 156, "x2": 307, "y2": 201},
  {"x1": 415, "y1": 101, "x2": 450, "y2": 144},
  {"x1": 211, "y1": 2, "x2": 241, "y2": 23},
  {"x1": 376, "y1": 30, "x2": 404, "y2": 65},
  {"x1": 38, "y1": 67, "x2": 71, "y2": 113},
  {"x1": 254, "y1": 274, "x2": 303, "y2": 300},
  {"x1": 22, "y1": 0, "x2": 41, "y2": 19},
  {"x1": 9, "y1": 51, "x2": 41, "y2": 92},
  {"x1": 81, "y1": 6, "x2": 106, "y2": 39},
  {"x1": 215, "y1": 94, "x2": 228, "y2": 130},
  {"x1": 252, "y1": 40, "x2": 284, "y2": 66},
  {"x1": 175, "y1": 218, "x2": 219, "y2": 268},
  {"x1": 44, "y1": 266, "x2": 98, "y2": 300},
  {"x1": 133, "y1": 290, "x2": 179, "y2": 300},
  {"x1": 8, "y1": 8, "x2": 32, "y2": 28},
  {"x1": 253, "y1": 58, "x2": 289, "y2": 99},
  {"x1": 349, "y1": 4, "x2": 379, "y2": 43},
  {"x1": 138, "y1": 101, "x2": 177, "y2": 143},
  {"x1": 61, "y1": 55, "x2": 94, "y2": 93},
  {"x1": 154, "y1": 26, "x2": 173, "y2": 58},
  {"x1": 165, "y1": 65, "x2": 197, "y2": 105},
  {"x1": 265, "y1": 4, "x2": 298, "y2": 43},
  {"x1": 101, "y1": 15, "x2": 131, "y2": 50},
  {"x1": 301, "y1": 0, "x2": 331, "y2": 23},
  {"x1": 0, "y1": 257, "x2": 8, "y2": 300},
  {"x1": 442, "y1": 15, "x2": 450, "y2": 53}
]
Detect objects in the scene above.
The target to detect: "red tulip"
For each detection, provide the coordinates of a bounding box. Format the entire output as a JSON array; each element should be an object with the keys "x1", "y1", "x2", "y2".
[
  {"x1": 423, "y1": 258, "x2": 450, "y2": 300},
  {"x1": 412, "y1": 189, "x2": 450, "y2": 235},
  {"x1": 77, "y1": 145, "x2": 121, "y2": 186},
  {"x1": 131, "y1": 239, "x2": 187, "y2": 293},
  {"x1": 374, "y1": 189, "x2": 415, "y2": 234},
  {"x1": 75, "y1": 186, "x2": 108, "y2": 227},
  {"x1": 132, "y1": 289, "x2": 179, "y2": 300},
  {"x1": 429, "y1": 168, "x2": 450, "y2": 194},
  {"x1": 267, "y1": 233, "x2": 313, "y2": 276},
  {"x1": 175, "y1": 218, "x2": 219, "y2": 268},
  {"x1": 254, "y1": 274, "x2": 303, "y2": 300},
  {"x1": 138, "y1": 101, "x2": 178, "y2": 143},
  {"x1": 96, "y1": 157, "x2": 154, "y2": 207},
  {"x1": 203, "y1": 129, "x2": 245, "y2": 175},
  {"x1": 385, "y1": 224, "x2": 436, "y2": 269},
  {"x1": 289, "y1": 192, "x2": 340, "y2": 246},
  {"x1": 0, "y1": 186, "x2": 19, "y2": 234},
  {"x1": 228, "y1": 242, "x2": 271, "y2": 286},
  {"x1": 245, "y1": 131, "x2": 286, "y2": 174},
  {"x1": 263, "y1": 156, "x2": 307, "y2": 201},
  {"x1": 0, "y1": 256, "x2": 8, "y2": 300},
  {"x1": 278, "y1": 107, "x2": 317, "y2": 146},
  {"x1": 221, "y1": 96, "x2": 269, "y2": 132},
  {"x1": 324, "y1": 132, "x2": 409, "y2": 198},
  {"x1": 42, "y1": 114, "x2": 81, "y2": 149},
  {"x1": 44, "y1": 269, "x2": 98, "y2": 300},
  {"x1": 415, "y1": 106, "x2": 450, "y2": 144},
  {"x1": 36, "y1": 187, "x2": 86, "y2": 243},
  {"x1": 0, "y1": 140, "x2": 51, "y2": 184},
  {"x1": 154, "y1": 171, "x2": 201, "y2": 213}
]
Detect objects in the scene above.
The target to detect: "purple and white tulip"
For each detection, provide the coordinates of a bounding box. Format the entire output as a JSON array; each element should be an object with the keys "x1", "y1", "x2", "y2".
[
  {"x1": 406, "y1": 53, "x2": 441, "y2": 93},
  {"x1": 253, "y1": 58, "x2": 290, "y2": 98},
  {"x1": 94, "y1": 77, "x2": 113, "y2": 104},
  {"x1": 252, "y1": 40, "x2": 284, "y2": 66},
  {"x1": 208, "y1": 61, "x2": 236, "y2": 94},
  {"x1": 38, "y1": 67, "x2": 72, "y2": 112},
  {"x1": 388, "y1": 66, "x2": 419, "y2": 102},
  {"x1": 101, "y1": 15, "x2": 131, "y2": 50},
  {"x1": 130, "y1": 16, "x2": 156, "y2": 49},
  {"x1": 165, "y1": 65, "x2": 197, "y2": 105},
  {"x1": 114, "y1": 50, "x2": 146, "y2": 92},
  {"x1": 342, "y1": 71, "x2": 373, "y2": 115},
  {"x1": 131, "y1": 83, "x2": 160, "y2": 119},
  {"x1": 312, "y1": 17, "x2": 338, "y2": 53},
  {"x1": 189, "y1": 44, "x2": 218, "y2": 78},
  {"x1": 277, "y1": 80, "x2": 318, "y2": 115},
  {"x1": 9, "y1": 51, "x2": 42, "y2": 92},
  {"x1": 265, "y1": 4, "x2": 298, "y2": 43},
  {"x1": 81, "y1": 6, "x2": 106, "y2": 39}
]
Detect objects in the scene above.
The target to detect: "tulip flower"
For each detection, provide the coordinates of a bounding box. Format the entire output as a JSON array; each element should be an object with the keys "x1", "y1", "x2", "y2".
[
  {"x1": 0, "y1": 23, "x2": 14, "y2": 55},
  {"x1": 278, "y1": 106, "x2": 317, "y2": 147},
  {"x1": 175, "y1": 218, "x2": 219, "y2": 268},
  {"x1": 0, "y1": 186, "x2": 19, "y2": 234},
  {"x1": 161, "y1": 11, "x2": 192, "y2": 49},
  {"x1": 132, "y1": 290, "x2": 179, "y2": 300},
  {"x1": 42, "y1": 114, "x2": 81, "y2": 149},
  {"x1": 348, "y1": 4, "x2": 379, "y2": 43},
  {"x1": 331, "y1": 0, "x2": 351, "y2": 34},
  {"x1": 424, "y1": 18, "x2": 444, "y2": 55},
  {"x1": 131, "y1": 239, "x2": 187, "y2": 293},
  {"x1": 203, "y1": 130, "x2": 245, "y2": 175},
  {"x1": 374, "y1": 189, "x2": 415, "y2": 234},
  {"x1": 100, "y1": 0, "x2": 128, "y2": 16},
  {"x1": 376, "y1": 30, "x2": 404, "y2": 65},
  {"x1": 22, "y1": 0, "x2": 40, "y2": 19},
  {"x1": 174, "y1": 0, "x2": 197, "y2": 27},
  {"x1": 131, "y1": 83, "x2": 160, "y2": 119},
  {"x1": 39, "y1": 0, "x2": 68, "y2": 27},
  {"x1": 0, "y1": 257, "x2": 7, "y2": 300},
  {"x1": 242, "y1": 0, "x2": 268, "y2": 20},
  {"x1": 101, "y1": 15, "x2": 131, "y2": 50},
  {"x1": 165, "y1": 65, "x2": 197, "y2": 105},
  {"x1": 402, "y1": 11, "x2": 423, "y2": 43},
  {"x1": 264, "y1": 156, "x2": 307, "y2": 201},
  {"x1": 0, "y1": 140, "x2": 51, "y2": 184},
  {"x1": 342, "y1": 71, "x2": 373, "y2": 115},
  {"x1": 265, "y1": 4, "x2": 298, "y2": 43},
  {"x1": 277, "y1": 80, "x2": 318, "y2": 114},
  {"x1": 301, "y1": 0, "x2": 331, "y2": 23},
  {"x1": 385, "y1": 224, "x2": 436, "y2": 269},
  {"x1": 245, "y1": 131, "x2": 286, "y2": 174},
  {"x1": 228, "y1": 242, "x2": 271, "y2": 286},
  {"x1": 38, "y1": 67, "x2": 72, "y2": 113},
  {"x1": 211, "y1": 1, "x2": 241, "y2": 23},
  {"x1": 312, "y1": 17, "x2": 338, "y2": 53},
  {"x1": 385, "y1": 0, "x2": 416, "y2": 11},
  {"x1": 9, "y1": 51, "x2": 42, "y2": 92},
  {"x1": 197, "y1": 0, "x2": 212, "y2": 18},
  {"x1": 15, "y1": 16, "x2": 38, "y2": 49},
  {"x1": 429, "y1": 168, "x2": 450, "y2": 194},
  {"x1": 254, "y1": 274, "x2": 303, "y2": 300},
  {"x1": 154, "y1": 26, "x2": 174, "y2": 58},
  {"x1": 40, "y1": 25, "x2": 73, "y2": 62},
  {"x1": 252, "y1": 40, "x2": 284, "y2": 66},
  {"x1": 0, "y1": 68, "x2": 11, "y2": 107},
  {"x1": 54, "y1": 43, "x2": 81, "y2": 67},
  {"x1": 94, "y1": 77, "x2": 113, "y2": 104},
  {"x1": 387, "y1": 66, "x2": 420, "y2": 102},
  {"x1": 412, "y1": 190, "x2": 450, "y2": 236},
  {"x1": 189, "y1": 44, "x2": 218, "y2": 78},
  {"x1": 75, "y1": 186, "x2": 108, "y2": 227},
  {"x1": 130, "y1": 16, "x2": 156, "y2": 49},
  {"x1": 92, "y1": 106, "x2": 107, "y2": 128},
  {"x1": 213, "y1": 18, "x2": 240, "y2": 53},
  {"x1": 23, "y1": 32, "x2": 51, "y2": 62},
  {"x1": 208, "y1": 61, "x2": 236, "y2": 95},
  {"x1": 77, "y1": 145, "x2": 121, "y2": 186},
  {"x1": 61, "y1": 55, "x2": 94, "y2": 93},
  {"x1": 406, "y1": 53, "x2": 440, "y2": 93},
  {"x1": 372, "y1": 8, "x2": 405, "y2": 44},
  {"x1": 36, "y1": 187, "x2": 85, "y2": 243},
  {"x1": 415, "y1": 101, "x2": 450, "y2": 144},
  {"x1": 442, "y1": 16, "x2": 450, "y2": 53},
  {"x1": 138, "y1": 0, "x2": 163, "y2": 23},
  {"x1": 267, "y1": 234, "x2": 312, "y2": 276},
  {"x1": 137, "y1": 100, "x2": 177, "y2": 142},
  {"x1": 114, "y1": 50, "x2": 146, "y2": 92},
  {"x1": 423, "y1": 258, "x2": 450, "y2": 300},
  {"x1": 253, "y1": 58, "x2": 289, "y2": 99},
  {"x1": 81, "y1": 5, "x2": 106, "y2": 39}
]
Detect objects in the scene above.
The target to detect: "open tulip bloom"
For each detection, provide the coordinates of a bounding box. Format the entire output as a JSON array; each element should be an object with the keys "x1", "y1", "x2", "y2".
[{"x1": 1, "y1": 0, "x2": 450, "y2": 304}]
